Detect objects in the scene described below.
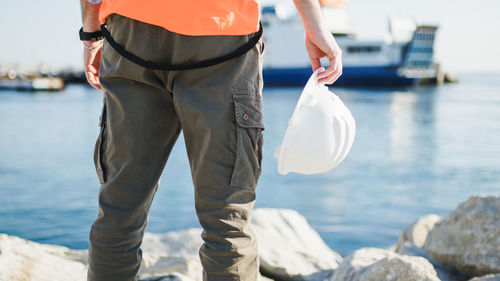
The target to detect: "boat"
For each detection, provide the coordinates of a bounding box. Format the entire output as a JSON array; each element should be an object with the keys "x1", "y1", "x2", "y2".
[
  {"x1": 0, "y1": 77, "x2": 65, "y2": 91},
  {"x1": 0, "y1": 65, "x2": 65, "y2": 91},
  {"x1": 261, "y1": 0, "x2": 440, "y2": 87}
]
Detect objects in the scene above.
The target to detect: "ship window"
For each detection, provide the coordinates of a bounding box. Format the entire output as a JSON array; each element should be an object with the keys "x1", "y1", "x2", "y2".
[
  {"x1": 261, "y1": 6, "x2": 276, "y2": 15},
  {"x1": 347, "y1": 46, "x2": 381, "y2": 53}
]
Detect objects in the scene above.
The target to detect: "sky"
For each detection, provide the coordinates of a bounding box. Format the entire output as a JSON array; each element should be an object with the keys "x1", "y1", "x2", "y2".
[{"x1": 0, "y1": 0, "x2": 499, "y2": 73}]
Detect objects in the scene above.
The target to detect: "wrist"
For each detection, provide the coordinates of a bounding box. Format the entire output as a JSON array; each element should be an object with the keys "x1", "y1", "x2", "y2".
[{"x1": 83, "y1": 40, "x2": 103, "y2": 50}]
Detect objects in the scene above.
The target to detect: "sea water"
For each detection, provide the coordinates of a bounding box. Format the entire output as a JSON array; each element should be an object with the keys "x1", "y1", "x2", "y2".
[{"x1": 0, "y1": 73, "x2": 499, "y2": 256}]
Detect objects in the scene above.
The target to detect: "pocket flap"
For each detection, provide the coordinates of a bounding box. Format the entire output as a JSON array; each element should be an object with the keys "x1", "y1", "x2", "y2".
[{"x1": 233, "y1": 94, "x2": 265, "y2": 129}]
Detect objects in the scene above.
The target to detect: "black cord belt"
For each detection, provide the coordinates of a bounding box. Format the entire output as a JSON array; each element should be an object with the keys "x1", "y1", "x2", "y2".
[{"x1": 100, "y1": 23, "x2": 263, "y2": 71}]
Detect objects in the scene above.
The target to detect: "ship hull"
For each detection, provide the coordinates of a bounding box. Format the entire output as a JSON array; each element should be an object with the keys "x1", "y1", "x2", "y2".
[{"x1": 263, "y1": 66, "x2": 419, "y2": 87}]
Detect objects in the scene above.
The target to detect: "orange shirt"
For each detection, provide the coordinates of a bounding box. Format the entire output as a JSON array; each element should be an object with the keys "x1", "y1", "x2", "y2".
[{"x1": 99, "y1": 0, "x2": 260, "y2": 36}]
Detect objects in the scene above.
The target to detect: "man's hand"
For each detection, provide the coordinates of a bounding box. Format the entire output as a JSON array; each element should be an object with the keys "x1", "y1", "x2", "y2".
[
  {"x1": 80, "y1": 0, "x2": 102, "y2": 90},
  {"x1": 293, "y1": 0, "x2": 343, "y2": 85},
  {"x1": 83, "y1": 40, "x2": 103, "y2": 90},
  {"x1": 305, "y1": 30, "x2": 342, "y2": 85}
]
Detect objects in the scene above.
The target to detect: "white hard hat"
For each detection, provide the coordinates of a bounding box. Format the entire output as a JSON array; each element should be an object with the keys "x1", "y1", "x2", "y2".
[{"x1": 275, "y1": 68, "x2": 356, "y2": 175}]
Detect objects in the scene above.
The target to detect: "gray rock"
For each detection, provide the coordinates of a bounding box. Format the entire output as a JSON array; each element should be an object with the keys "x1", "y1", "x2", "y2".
[
  {"x1": 251, "y1": 208, "x2": 343, "y2": 281},
  {"x1": 395, "y1": 214, "x2": 441, "y2": 250},
  {"x1": 469, "y1": 274, "x2": 500, "y2": 281},
  {"x1": 330, "y1": 248, "x2": 440, "y2": 281},
  {"x1": 423, "y1": 196, "x2": 500, "y2": 277},
  {"x1": 397, "y1": 241, "x2": 469, "y2": 281}
]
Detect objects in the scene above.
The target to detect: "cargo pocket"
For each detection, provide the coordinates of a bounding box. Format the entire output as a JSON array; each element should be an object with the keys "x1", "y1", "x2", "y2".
[
  {"x1": 93, "y1": 99, "x2": 108, "y2": 185},
  {"x1": 230, "y1": 94, "x2": 265, "y2": 190}
]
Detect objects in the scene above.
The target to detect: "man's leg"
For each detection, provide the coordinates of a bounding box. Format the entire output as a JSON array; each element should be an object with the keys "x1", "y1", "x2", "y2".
[
  {"x1": 87, "y1": 25, "x2": 182, "y2": 281},
  {"x1": 173, "y1": 37, "x2": 265, "y2": 281}
]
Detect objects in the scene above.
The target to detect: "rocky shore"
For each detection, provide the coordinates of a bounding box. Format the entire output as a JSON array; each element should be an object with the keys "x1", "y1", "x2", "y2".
[{"x1": 1, "y1": 195, "x2": 498, "y2": 281}]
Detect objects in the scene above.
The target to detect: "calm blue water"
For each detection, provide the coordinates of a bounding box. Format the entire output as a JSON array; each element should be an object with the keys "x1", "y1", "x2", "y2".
[{"x1": 1, "y1": 73, "x2": 499, "y2": 256}]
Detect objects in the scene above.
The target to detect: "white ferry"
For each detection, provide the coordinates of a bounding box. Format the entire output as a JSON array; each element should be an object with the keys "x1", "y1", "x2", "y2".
[{"x1": 261, "y1": 0, "x2": 439, "y2": 87}]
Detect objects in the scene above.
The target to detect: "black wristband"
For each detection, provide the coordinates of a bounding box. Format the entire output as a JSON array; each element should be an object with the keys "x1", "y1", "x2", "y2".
[{"x1": 79, "y1": 27, "x2": 104, "y2": 41}]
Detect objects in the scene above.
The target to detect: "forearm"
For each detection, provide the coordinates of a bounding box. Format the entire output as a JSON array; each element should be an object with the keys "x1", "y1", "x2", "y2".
[
  {"x1": 80, "y1": 0, "x2": 101, "y2": 32},
  {"x1": 293, "y1": 0, "x2": 329, "y2": 36},
  {"x1": 293, "y1": 0, "x2": 342, "y2": 83}
]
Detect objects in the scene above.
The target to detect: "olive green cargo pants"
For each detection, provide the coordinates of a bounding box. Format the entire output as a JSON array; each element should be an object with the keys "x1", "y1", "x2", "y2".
[{"x1": 88, "y1": 15, "x2": 264, "y2": 281}]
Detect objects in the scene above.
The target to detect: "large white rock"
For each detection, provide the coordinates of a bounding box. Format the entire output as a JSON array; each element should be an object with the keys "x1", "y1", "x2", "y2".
[
  {"x1": 423, "y1": 196, "x2": 500, "y2": 277},
  {"x1": 395, "y1": 214, "x2": 441, "y2": 250},
  {"x1": 139, "y1": 226, "x2": 276, "y2": 281},
  {"x1": 138, "y1": 228, "x2": 204, "y2": 281},
  {"x1": 469, "y1": 274, "x2": 500, "y2": 281},
  {"x1": 251, "y1": 208, "x2": 343, "y2": 281},
  {"x1": 0, "y1": 227, "x2": 272, "y2": 281},
  {"x1": 0, "y1": 234, "x2": 87, "y2": 281},
  {"x1": 141, "y1": 209, "x2": 345, "y2": 281},
  {"x1": 330, "y1": 248, "x2": 440, "y2": 281}
]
